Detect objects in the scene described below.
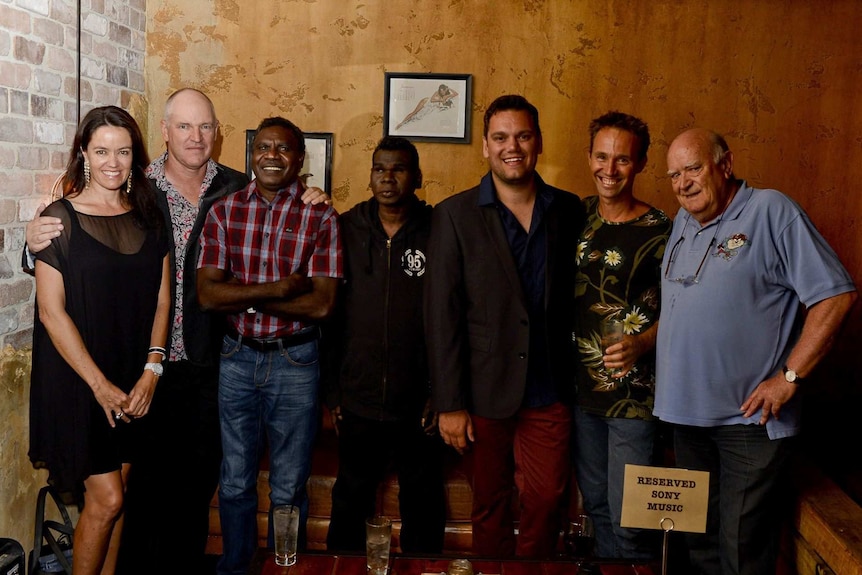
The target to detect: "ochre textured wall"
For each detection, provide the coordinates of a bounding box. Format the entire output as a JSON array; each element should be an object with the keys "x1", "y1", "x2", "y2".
[
  {"x1": 0, "y1": 348, "x2": 52, "y2": 543},
  {"x1": 145, "y1": 0, "x2": 861, "y2": 266},
  {"x1": 145, "y1": 0, "x2": 862, "y2": 459}
]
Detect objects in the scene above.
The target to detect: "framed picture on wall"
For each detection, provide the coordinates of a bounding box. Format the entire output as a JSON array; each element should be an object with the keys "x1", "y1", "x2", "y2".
[
  {"x1": 245, "y1": 130, "x2": 334, "y2": 193},
  {"x1": 383, "y1": 72, "x2": 472, "y2": 143}
]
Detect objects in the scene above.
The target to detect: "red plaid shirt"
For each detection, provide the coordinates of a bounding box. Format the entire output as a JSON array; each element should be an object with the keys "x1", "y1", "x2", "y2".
[{"x1": 198, "y1": 179, "x2": 343, "y2": 338}]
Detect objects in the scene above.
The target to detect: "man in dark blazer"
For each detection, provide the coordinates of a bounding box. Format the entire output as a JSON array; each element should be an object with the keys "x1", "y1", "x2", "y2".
[{"x1": 424, "y1": 94, "x2": 585, "y2": 558}]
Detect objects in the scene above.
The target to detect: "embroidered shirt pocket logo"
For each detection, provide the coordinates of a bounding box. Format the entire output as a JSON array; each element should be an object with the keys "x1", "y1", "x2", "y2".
[{"x1": 715, "y1": 233, "x2": 750, "y2": 260}]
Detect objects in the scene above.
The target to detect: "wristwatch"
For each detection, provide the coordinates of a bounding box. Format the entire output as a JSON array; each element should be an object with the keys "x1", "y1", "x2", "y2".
[
  {"x1": 144, "y1": 362, "x2": 164, "y2": 377},
  {"x1": 783, "y1": 365, "x2": 802, "y2": 385}
]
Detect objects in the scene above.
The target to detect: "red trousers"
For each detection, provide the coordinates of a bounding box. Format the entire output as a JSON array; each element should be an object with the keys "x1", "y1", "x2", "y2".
[{"x1": 470, "y1": 402, "x2": 571, "y2": 558}]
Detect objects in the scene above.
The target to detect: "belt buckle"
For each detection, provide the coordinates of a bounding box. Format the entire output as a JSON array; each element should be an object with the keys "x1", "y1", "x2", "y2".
[{"x1": 256, "y1": 337, "x2": 280, "y2": 351}]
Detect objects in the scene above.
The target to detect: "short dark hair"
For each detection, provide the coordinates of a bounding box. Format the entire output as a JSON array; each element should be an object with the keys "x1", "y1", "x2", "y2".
[
  {"x1": 373, "y1": 136, "x2": 420, "y2": 172},
  {"x1": 483, "y1": 94, "x2": 541, "y2": 139},
  {"x1": 255, "y1": 117, "x2": 305, "y2": 155},
  {"x1": 588, "y1": 111, "x2": 650, "y2": 161}
]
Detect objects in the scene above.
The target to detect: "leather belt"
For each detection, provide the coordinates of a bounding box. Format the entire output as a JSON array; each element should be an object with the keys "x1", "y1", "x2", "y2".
[{"x1": 226, "y1": 326, "x2": 320, "y2": 352}]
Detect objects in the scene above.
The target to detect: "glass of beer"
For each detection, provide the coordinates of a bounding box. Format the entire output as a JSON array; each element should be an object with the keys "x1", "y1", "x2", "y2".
[{"x1": 564, "y1": 514, "x2": 596, "y2": 559}]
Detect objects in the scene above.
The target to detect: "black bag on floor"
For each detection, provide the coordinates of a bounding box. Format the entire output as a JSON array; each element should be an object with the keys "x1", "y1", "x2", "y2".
[
  {"x1": 28, "y1": 486, "x2": 73, "y2": 575},
  {"x1": 0, "y1": 538, "x2": 25, "y2": 575}
]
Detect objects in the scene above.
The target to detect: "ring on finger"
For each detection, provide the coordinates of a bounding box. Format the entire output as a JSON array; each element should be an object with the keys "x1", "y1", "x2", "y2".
[{"x1": 115, "y1": 411, "x2": 125, "y2": 420}]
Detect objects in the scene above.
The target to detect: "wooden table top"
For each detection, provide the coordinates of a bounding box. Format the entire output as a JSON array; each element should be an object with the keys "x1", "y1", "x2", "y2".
[{"x1": 249, "y1": 550, "x2": 660, "y2": 575}]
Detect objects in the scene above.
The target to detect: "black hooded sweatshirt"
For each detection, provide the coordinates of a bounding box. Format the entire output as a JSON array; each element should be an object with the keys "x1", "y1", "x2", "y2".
[{"x1": 323, "y1": 196, "x2": 433, "y2": 422}]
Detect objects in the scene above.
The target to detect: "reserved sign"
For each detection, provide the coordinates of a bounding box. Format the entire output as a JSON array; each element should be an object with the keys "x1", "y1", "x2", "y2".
[{"x1": 620, "y1": 464, "x2": 709, "y2": 533}]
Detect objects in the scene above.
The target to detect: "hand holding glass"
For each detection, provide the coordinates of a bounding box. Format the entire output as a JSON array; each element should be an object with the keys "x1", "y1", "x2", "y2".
[
  {"x1": 366, "y1": 516, "x2": 392, "y2": 575},
  {"x1": 273, "y1": 504, "x2": 299, "y2": 567},
  {"x1": 601, "y1": 319, "x2": 624, "y2": 376}
]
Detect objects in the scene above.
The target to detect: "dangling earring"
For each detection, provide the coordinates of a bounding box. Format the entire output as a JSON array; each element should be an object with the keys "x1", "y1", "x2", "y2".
[
  {"x1": 83, "y1": 159, "x2": 91, "y2": 188},
  {"x1": 126, "y1": 175, "x2": 132, "y2": 195}
]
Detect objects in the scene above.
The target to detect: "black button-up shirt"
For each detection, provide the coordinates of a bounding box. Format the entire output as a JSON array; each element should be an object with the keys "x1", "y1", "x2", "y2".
[{"x1": 478, "y1": 174, "x2": 557, "y2": 408}]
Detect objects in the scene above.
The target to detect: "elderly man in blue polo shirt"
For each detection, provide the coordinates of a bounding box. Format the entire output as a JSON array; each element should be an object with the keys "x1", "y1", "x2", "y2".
[{"x1": 654, "y1": 128, "x2": 856, "y2": 575}]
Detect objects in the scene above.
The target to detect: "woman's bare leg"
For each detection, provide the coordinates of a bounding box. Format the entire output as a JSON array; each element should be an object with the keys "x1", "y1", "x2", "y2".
[
  {"x1": 72, "y1": 465, "x2": 128, "y2": 575},
  {"x1": 100, "y1": 464, "x2": 132, "y2": 575}
]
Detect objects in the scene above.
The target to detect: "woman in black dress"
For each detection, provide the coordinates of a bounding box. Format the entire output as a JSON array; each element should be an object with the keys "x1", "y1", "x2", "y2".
[{"x1": 29, "y1": 106, "x2": 170, "y2": 575}]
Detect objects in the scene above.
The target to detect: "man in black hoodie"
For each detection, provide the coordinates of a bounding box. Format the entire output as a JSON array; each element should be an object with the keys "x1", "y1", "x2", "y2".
[{"x1": 324, "y1": 136, "x2": 446, "y2": 553}]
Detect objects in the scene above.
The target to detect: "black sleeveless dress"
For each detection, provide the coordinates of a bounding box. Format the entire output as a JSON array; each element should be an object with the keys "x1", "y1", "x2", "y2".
[{"x1": 29, "y1": 198, "x2": 167, "y2": 504}]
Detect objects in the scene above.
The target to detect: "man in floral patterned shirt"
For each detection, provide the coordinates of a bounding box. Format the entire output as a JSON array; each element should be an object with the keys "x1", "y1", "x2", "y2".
[
  {"x1": 572, "y1": 111, "x2": 670, "y2": 559},
  {"x1": 117, "y1": 89, "x2": 251, "y2": 575}
]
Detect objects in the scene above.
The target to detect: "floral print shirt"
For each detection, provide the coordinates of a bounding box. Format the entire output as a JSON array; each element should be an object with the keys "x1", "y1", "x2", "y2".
[
  {"x1": 146, "y1": 152, "x2": 218, "y2": 362},
  {"x1": 573, "y1": 195, "x2": 671, "y2": 419}
]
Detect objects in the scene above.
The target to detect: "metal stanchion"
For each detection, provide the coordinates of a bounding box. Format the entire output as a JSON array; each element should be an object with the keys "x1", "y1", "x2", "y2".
[{"x1": 659, "y1": 517, "x2": 675, "y2": 575}]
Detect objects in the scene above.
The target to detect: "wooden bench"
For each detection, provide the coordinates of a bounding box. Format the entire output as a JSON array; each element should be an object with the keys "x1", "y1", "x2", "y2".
[
  {"x1": 778, "y1": 462, "x2": 862, "y2": 575},
  {"x1": 205, "y1": 411, "x2": 584, "y2": 554},
  {"x1": 205, "y1": 420, "x2": 862, "y2": 574}
]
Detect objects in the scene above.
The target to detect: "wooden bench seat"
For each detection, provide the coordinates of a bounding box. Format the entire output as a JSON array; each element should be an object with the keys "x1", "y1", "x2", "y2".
[
  {"x1": 204, "y1": 419, "x2": 862, "y2": 574},
  {"x1": 205, "y1": 414, "x2": 584, "y2": 555},
  {"x1": 778, "y1": 462, "x2": 862, "y2": 575}
]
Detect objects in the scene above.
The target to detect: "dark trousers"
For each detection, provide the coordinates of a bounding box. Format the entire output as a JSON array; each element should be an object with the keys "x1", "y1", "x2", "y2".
[
  {"x1": 117, "y1": 360, "x2": 222, "y2": 575},
  {"x1": 673, "y1": 424, "x2": 794, "y2": 575},
  {"x1": 326, "y1": 409, "x2": 446, "y2": 554}
]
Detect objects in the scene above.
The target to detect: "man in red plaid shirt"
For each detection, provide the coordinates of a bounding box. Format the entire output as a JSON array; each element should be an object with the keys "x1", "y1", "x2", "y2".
[{"x1": 197, "y1": 116, "x2": 343, "y2": 575}]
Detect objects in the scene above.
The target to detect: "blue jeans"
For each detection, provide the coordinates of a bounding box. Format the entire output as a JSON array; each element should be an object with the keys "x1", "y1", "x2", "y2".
[
  {"x1": 215, "y1": 334, "x2": 319, "y2": 575},
  {"x1": 571, "y1": 405, "x2": 658, "y2": 559},
  {"x1": 673, "y1": 424, "x2": 793, "y2": 575}
]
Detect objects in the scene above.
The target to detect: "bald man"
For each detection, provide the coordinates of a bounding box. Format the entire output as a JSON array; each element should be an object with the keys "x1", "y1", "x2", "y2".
[{"x1": 655, "y1": 128, "x2": 856, "y2": 575}]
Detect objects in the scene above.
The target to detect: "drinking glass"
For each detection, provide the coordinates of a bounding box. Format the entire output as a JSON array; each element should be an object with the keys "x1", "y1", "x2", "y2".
[
  {"x1": 564, "y1": 514, "x2": 596, "y2": 559},
  {"x1": 365, "y1": 516, "x2": 392, "y2": 575},
  {"x1": 273, "y1": 504, "x2": 299, "y2": 566},
  {"x1": 601, "y1": 318, "x2": 625, "y2": 375},
  {"x1": 447, "y1": 558, "x2": 474, "y2": 575}
]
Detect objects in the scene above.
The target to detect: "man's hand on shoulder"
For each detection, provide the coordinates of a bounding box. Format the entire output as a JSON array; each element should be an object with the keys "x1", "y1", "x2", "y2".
[
  {"x1": 300, "y1": 186, "x2": 332, "y2": 206},
  {"x1": 27, "y1": 203, "x2": 64, "y2": 253}
]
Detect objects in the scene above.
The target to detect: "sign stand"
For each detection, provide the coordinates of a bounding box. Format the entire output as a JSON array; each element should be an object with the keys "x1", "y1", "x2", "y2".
[
  {"x1": 659, "y1": 516, "x2": 674, "y2": 575},
  {"x1": 620, "y1": 464, "x2": 711, "y2": 575}
]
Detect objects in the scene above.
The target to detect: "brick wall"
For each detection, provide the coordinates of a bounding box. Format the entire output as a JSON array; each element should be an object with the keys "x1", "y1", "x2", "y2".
[
  {"x1": 0, "y1": 0, "x2": 145, "y2": 547},
  {"x1": 0, "y1": 0, "x2": 146, "y2": 348}
]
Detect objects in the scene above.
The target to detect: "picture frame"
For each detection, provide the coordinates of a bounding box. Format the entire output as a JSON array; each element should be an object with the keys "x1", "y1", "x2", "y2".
[
  {"x1": 245, "y1": 130, "x2": 334, "y2": 193},
  {"x1": 383, "y1": 72, "x2": 472, "y2": 143}
]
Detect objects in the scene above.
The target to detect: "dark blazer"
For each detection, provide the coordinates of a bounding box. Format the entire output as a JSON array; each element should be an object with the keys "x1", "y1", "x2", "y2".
[
  {"x1": 424, "y1": 173, "x2": 584, "y2": 419},
  {"x1": 154, "y1": 162, "x2": 248, "y2": 366}
]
